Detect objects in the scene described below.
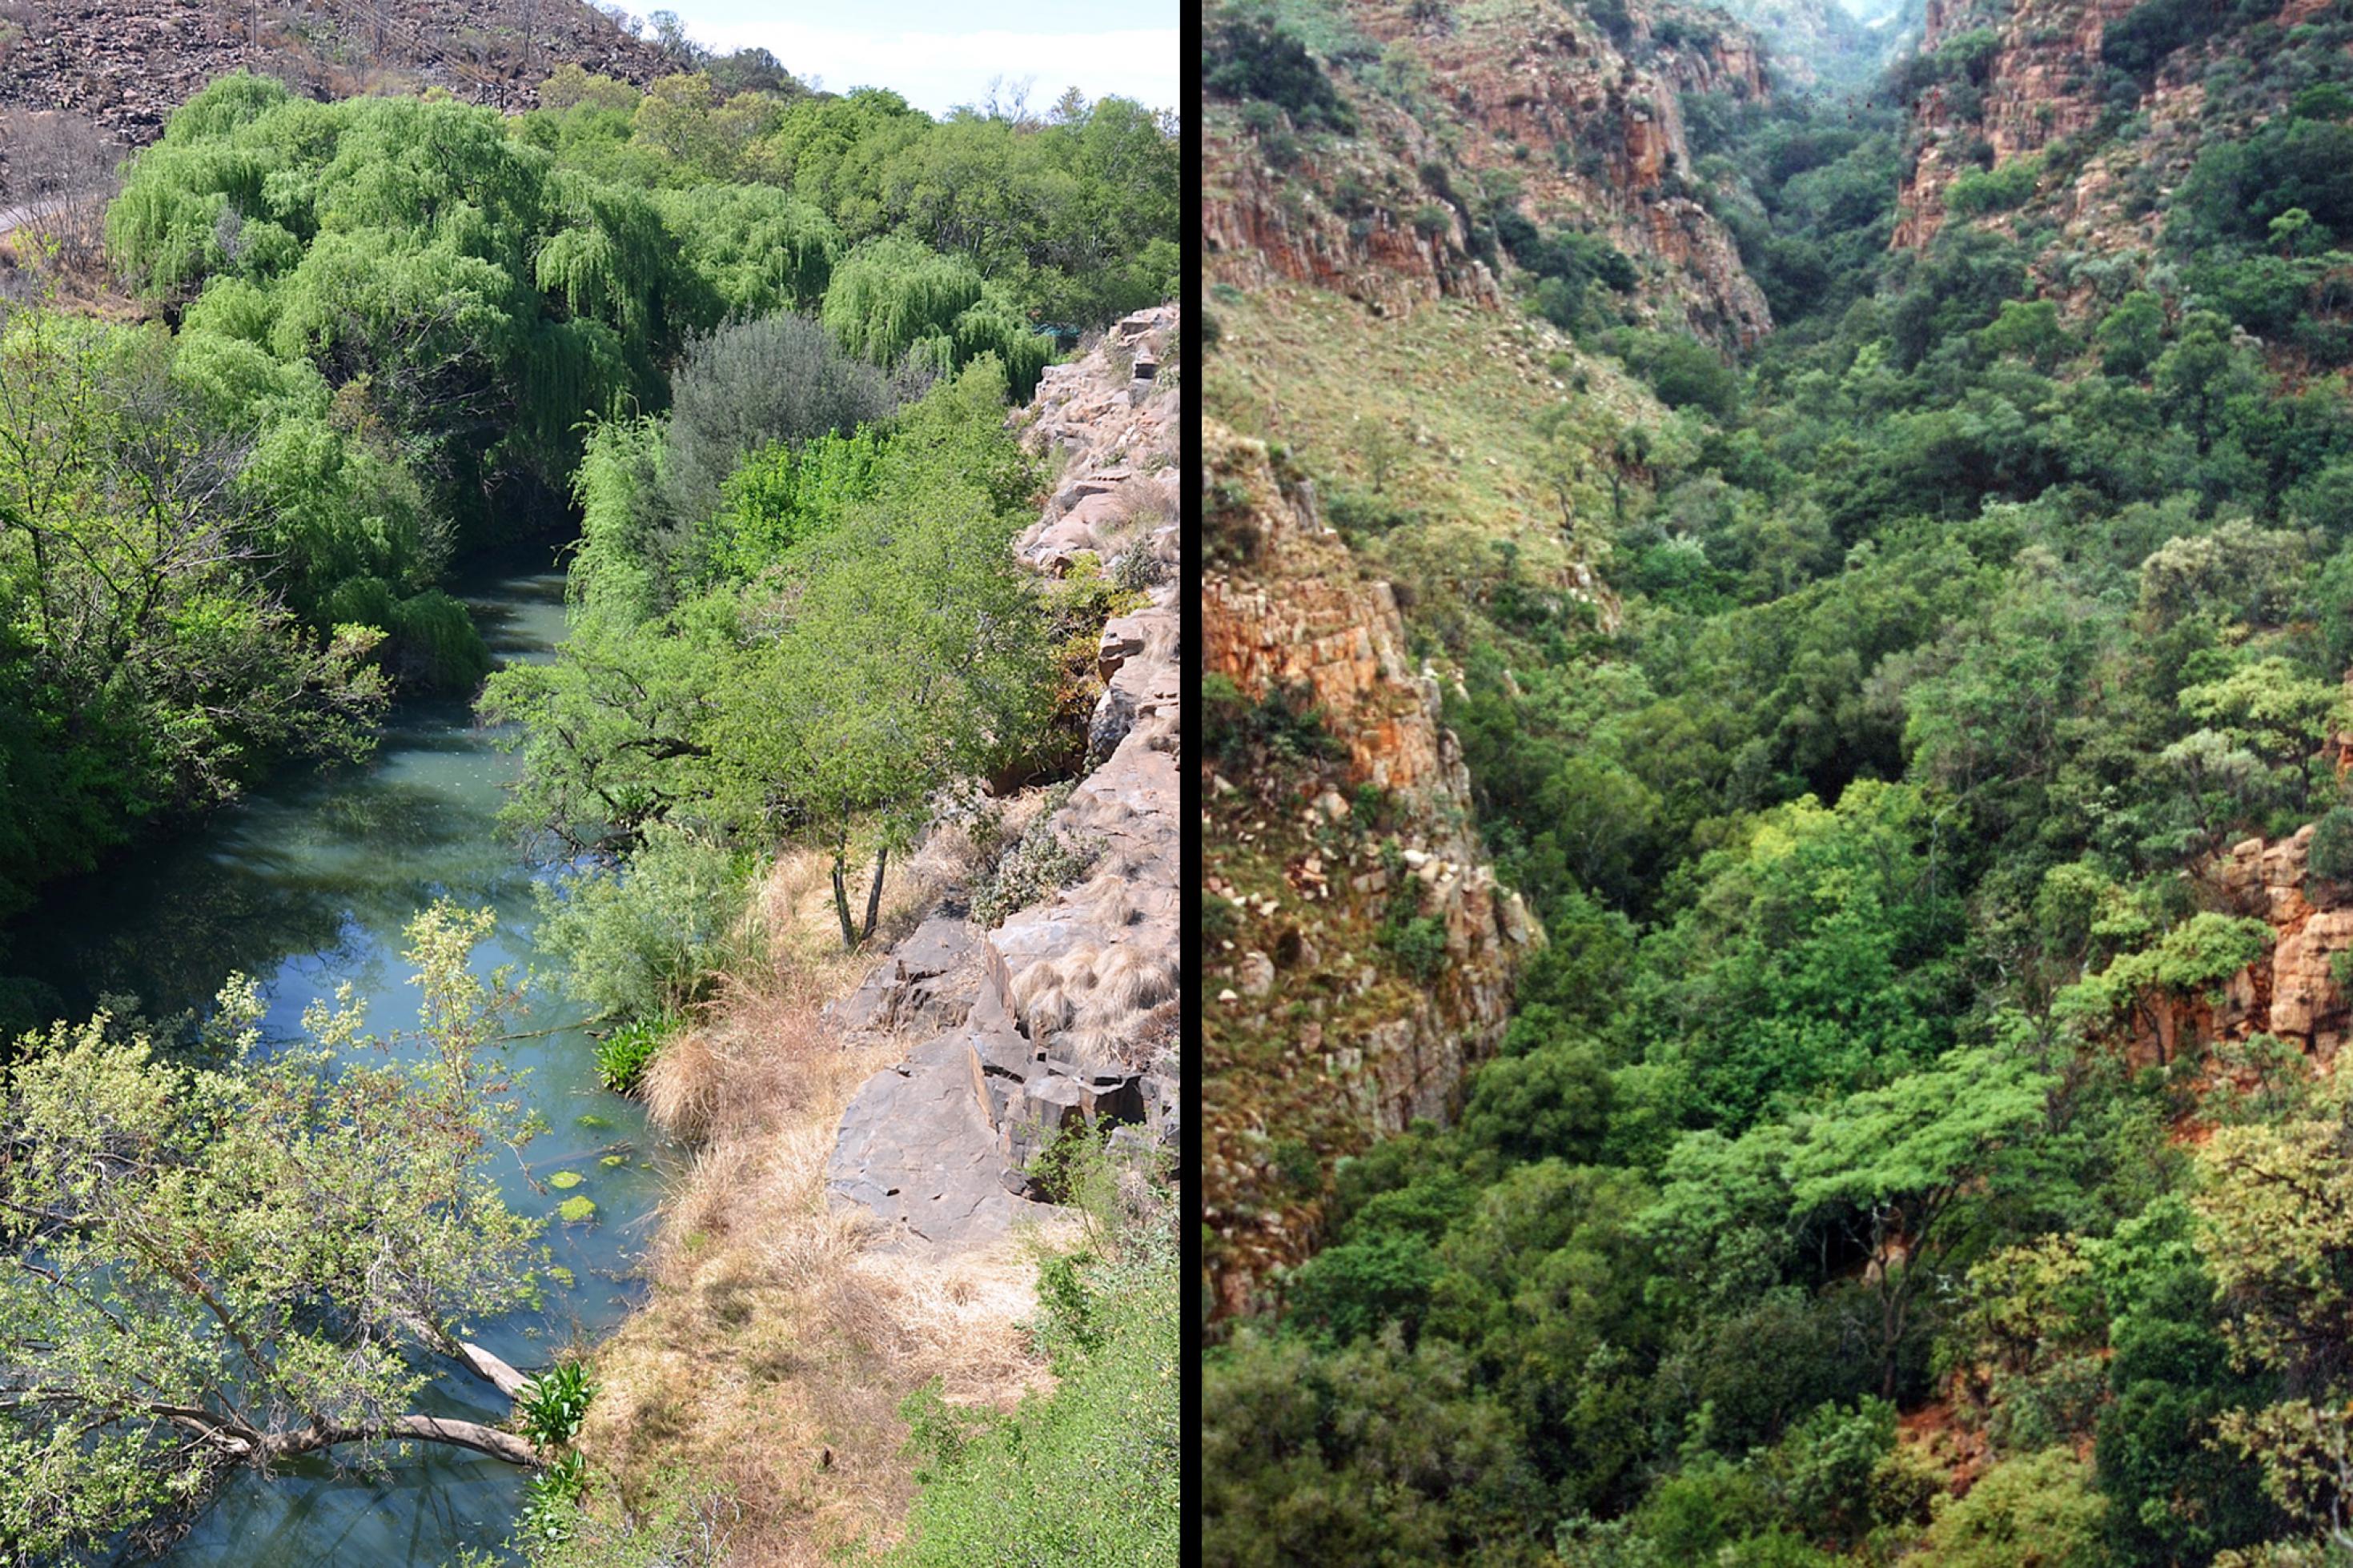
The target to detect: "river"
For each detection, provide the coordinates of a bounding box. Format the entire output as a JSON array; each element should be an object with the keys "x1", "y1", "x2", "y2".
[{"x1": 3, "y1": 555, "x2": 667, "y2": 1566}]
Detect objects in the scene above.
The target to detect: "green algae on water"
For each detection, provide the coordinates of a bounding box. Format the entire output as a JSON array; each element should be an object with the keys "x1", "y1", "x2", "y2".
[
  {"x1": 557, "y1": 1196, "x2": 597, "y2": 1223},
  {"x1": 547, "y1": 1170, "x2": 584, "y2": 1189}
]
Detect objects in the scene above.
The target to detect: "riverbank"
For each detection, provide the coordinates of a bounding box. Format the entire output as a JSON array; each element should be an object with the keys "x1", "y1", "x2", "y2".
[
  {"x1": 561, "y1": 308, "x2": 1182, "y2": 1562},
  {"x1": 574, "y1": 836, "x2": 1073, "y2": 1562}
]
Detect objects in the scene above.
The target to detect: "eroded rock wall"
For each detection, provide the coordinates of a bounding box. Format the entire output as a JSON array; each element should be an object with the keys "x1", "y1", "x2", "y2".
[
  {"x1": 1202, "y1": 419, "x2": 1537, "y2": 1320},
  {"x1": 1206, "y1": 0, "x2": 1773, "y2": 346}
]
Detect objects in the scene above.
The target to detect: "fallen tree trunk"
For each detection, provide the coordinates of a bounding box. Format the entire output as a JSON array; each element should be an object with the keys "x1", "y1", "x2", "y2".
[
  {"x1": 270, "y1": 1414, "x2": 538, "y2": 1466},
  {"x1": 457, "y1": 1340, "x2": 530, "y2": 1400}
]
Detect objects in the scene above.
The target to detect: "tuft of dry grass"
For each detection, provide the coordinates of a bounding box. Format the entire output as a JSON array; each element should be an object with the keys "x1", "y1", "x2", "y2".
[{"x1": 578, "y1": 808, "x2": 1076, "y2": 1563}]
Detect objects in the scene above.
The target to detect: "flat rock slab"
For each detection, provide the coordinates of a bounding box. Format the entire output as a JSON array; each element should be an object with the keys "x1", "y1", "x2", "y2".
[
  {"x1": 827, "y1": 1033, "x2": 1047, "y2": 1250},
  {"x1": 829, "y1": 909, "x2": 983, "y2": 1041}
]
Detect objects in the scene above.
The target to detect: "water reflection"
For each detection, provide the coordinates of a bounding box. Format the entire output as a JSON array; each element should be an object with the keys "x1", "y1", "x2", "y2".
[{"x1": 2, "y1": 561, "x2": 662, "y2": 1567}]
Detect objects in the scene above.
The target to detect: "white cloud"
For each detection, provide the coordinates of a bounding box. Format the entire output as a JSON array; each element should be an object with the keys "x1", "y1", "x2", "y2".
[{"x1": 689, "y1": 21, "x2": 1180, "y2": 117}]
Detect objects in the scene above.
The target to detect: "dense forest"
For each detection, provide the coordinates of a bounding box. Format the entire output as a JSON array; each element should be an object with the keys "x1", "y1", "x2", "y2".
[
  {"x1": 1203, "y1": 0, "x2": 2353, "y2": 1561},
  {"x1": 0, "y1": 46, "x2": 1175, "y2": 1566}
]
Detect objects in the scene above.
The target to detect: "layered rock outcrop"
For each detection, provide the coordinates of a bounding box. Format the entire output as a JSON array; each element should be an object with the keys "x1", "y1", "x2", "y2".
[
  {"x1": 825, "y1": 309, "x2": 1180, "y2": 1251},
  {"x1": 1205, "y1": 0, "x2": 1773, "y2": 346},
  {"x1": 2213, "y1": 825, "x2": 2353, "y2": 1059},
  {"x1": 1203, "y1": 419, "x2": 1538, "y2": 1321},
  {"x1": 1891, "y1": 0, "x2": 2146, "y2": 251}
]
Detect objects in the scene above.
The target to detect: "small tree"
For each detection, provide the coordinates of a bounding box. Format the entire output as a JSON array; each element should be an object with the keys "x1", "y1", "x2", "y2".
[
  {"x1": 0, "y1": 904, "x2": 548, "y2": 1558},
  {"x1": 716, "y1": 362, "x2": 1057, "y2": 948}
]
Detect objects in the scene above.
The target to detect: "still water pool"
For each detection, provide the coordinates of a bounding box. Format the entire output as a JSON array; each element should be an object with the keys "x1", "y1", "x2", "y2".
[{"x1": 6, "y1": 556, "x2": 665, "y2": 1565}]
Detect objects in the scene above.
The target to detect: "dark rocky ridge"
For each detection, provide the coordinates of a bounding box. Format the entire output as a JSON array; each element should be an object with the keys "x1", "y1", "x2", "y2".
[{"x1": 0, "y1": 0, "x2": 672, "y2": 147}]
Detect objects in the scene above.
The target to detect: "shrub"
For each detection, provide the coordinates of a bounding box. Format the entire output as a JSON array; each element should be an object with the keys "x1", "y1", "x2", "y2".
[
  {"x1": 1203, "y1": 15, "x2": 1356, "y2": 134},
  {"x1": 1204, "y1": 676, "x2": 1343, "y2": 771},
  {"x1": 661, "y1": 311, "x2": 895, "y2": 527},
  {"x1": 1943, "y1": 154, "x2": 2044, "y2": 216},
  {"x1": 595, "y1": 1014, "x2": 676, "y2": 1093},
  {"x1": 532, "y1": 824, "x2": 758, "y2": 1022},
  {"x1": 1383, "y1": 914, "x2": 1451, "y2": 984},
  {"x1": 516, "y1": 1361, "x2": 600, "y2": 1449},
  {"x1": 970, "y1": 806, "x2": 1104, "y2": 930},
  {"x1": 2311, "y1": 805, "x2": 2353, "y2": 881},
  {"x1": 1913, "y1": 1448, "x2": 2105, "y2": 1566},
  {"x1": 2103, "y1": 0, "x2": 2214, "y2": 76}
]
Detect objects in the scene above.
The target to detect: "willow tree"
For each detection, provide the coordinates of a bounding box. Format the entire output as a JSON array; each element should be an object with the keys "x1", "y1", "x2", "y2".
[
  {"x1": 0, "y1": 905, "x2": 550, "y2": 1558},
  {"x1": 821, "y1": 234, "x2": 1049, "y2": 399}
]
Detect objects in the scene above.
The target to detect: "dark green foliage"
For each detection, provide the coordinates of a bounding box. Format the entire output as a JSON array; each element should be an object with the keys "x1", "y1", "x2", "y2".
[
  {"x1": 1943, "y1": 154, "x2": 2044, "y2": 217},
  {"x1": 2311, "y1": 806, "x2": 2353, "y2": 882},
  {"x1": 2102, "y1": 0, "x2": 2225, "y2": 77},
  {"x1": 1457, "y1": 1031, "x2": 1612, "y2": 1168},
  {"x1": 1203, "y1": 15, "x2": 1358, "y2": 134},
  {"x1": 1602, "y1": 328, "x2": 1741, "y2": 419},
  {"x1": 1205, "y1": 676, "x2": 1343, "y2": 772},
  {"x1": 1283, "y1": 1233, "x2": 1443, "y2": 1346}
]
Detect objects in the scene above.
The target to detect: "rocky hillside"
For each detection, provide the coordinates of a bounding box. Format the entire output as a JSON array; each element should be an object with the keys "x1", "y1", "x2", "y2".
[
  {"x1": 1885, "y1": 0, "x2": 2353, "y2": 287},
  {"x1": 1206, "y1": 0, "x2": 1775, "y2": 347},
  {"x1": 825, "y1": 306, "x2": 1181, "y2": 1249},
  {"x1": 1202, "y1": 420, "x2": 1540, "y2": 1322},
  {"x1": 0, "y1": 0, "x2": 670, "y2": 144}
]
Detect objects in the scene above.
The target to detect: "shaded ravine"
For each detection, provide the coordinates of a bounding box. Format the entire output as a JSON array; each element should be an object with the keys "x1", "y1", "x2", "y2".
[{"x1": 4, "y1": 554, "x2": 665, "y2": 1566}]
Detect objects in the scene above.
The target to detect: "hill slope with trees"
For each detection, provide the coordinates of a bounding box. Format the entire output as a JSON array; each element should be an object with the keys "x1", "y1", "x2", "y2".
[{"x1": 1203, "y1": 0, "x2": 2353, "y2": 1560}]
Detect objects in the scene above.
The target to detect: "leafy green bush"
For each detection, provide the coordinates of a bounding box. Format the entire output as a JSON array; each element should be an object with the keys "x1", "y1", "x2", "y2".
[
  {"x1": 1382, "y1": 914, "x2": 1451, "y2": 985},
  {"x1": 516, "y1": 1450, "x2": 592, "y2": 1551},
  {"x1": 1602, "y1": 327, "x2": 1741, "y2": 419},
  {"x1": 1944, "y1": 154, "x2": 2045, "y2": 217},
  {"x1": 2311, "y1": 806, "x2": 2353, "y2": 882},
  {"x1": 517, "y1": 1361, "x2": 600, "y2": 1449},
  {"x1": 532, "y1": 826, "x2": 758, "y2": 1021},
  {"x1": 595, "y1": 1015, "x2": 677, "y2": 1094}
]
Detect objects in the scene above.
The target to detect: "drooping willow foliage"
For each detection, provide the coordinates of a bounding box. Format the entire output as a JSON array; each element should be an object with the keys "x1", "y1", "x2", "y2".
[{"x1": 823, "y1": 234, "x2": 1049, "y2": 399}]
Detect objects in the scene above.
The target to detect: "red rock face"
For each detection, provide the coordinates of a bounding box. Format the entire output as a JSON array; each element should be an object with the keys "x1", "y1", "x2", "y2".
[
  {"x1": 1203, "y1": 130, "x2": 1507, "y2": 320},
  {"x1": 1202, "y1": 422, "x2": 1536, "y2": 1320},
  {"x1": 1203, "y1": 0, "x2": 1773, "y2": 346},
  {"x1": 2214, "y1": 824, "x2": 2353, "y2": 1059},
  {"x1": 1893, "y1": 0, "x2": 2166, "y2": 253}
]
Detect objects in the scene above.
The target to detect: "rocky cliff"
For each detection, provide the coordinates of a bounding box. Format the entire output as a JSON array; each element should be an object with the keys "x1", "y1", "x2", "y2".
[
  {"x1": 1206, "y1": 0, "x2": 1774, "y2": 347},
  {"x1": 1891, "y1": 0, "x2": 2150, "y2": 253},
  {"x1": 825, "y1": 307, "x2": 1180, "y2": 1249},
  {"x1": 1202, "y1": 419, "x2": 1539, "y2": 1321},
  {"x1": 1887, "y1": 0, "x2": 2318, "y2": 277}
]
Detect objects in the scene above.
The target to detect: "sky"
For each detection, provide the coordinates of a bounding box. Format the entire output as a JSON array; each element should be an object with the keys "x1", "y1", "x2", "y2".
[{"x1": 663, "y1": 0, "x2": 1181, "y2": 119}]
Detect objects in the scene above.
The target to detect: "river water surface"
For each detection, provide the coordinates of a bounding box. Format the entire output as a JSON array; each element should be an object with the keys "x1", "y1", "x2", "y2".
[{"x1": 6, "y1": 557, "x2": 665, "y2": 1565}]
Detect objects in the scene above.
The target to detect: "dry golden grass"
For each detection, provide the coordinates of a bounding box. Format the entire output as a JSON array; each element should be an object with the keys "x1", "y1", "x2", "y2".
[{"x1": 580, "y1": 815, "x2": 1074, "y2": 1563}]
